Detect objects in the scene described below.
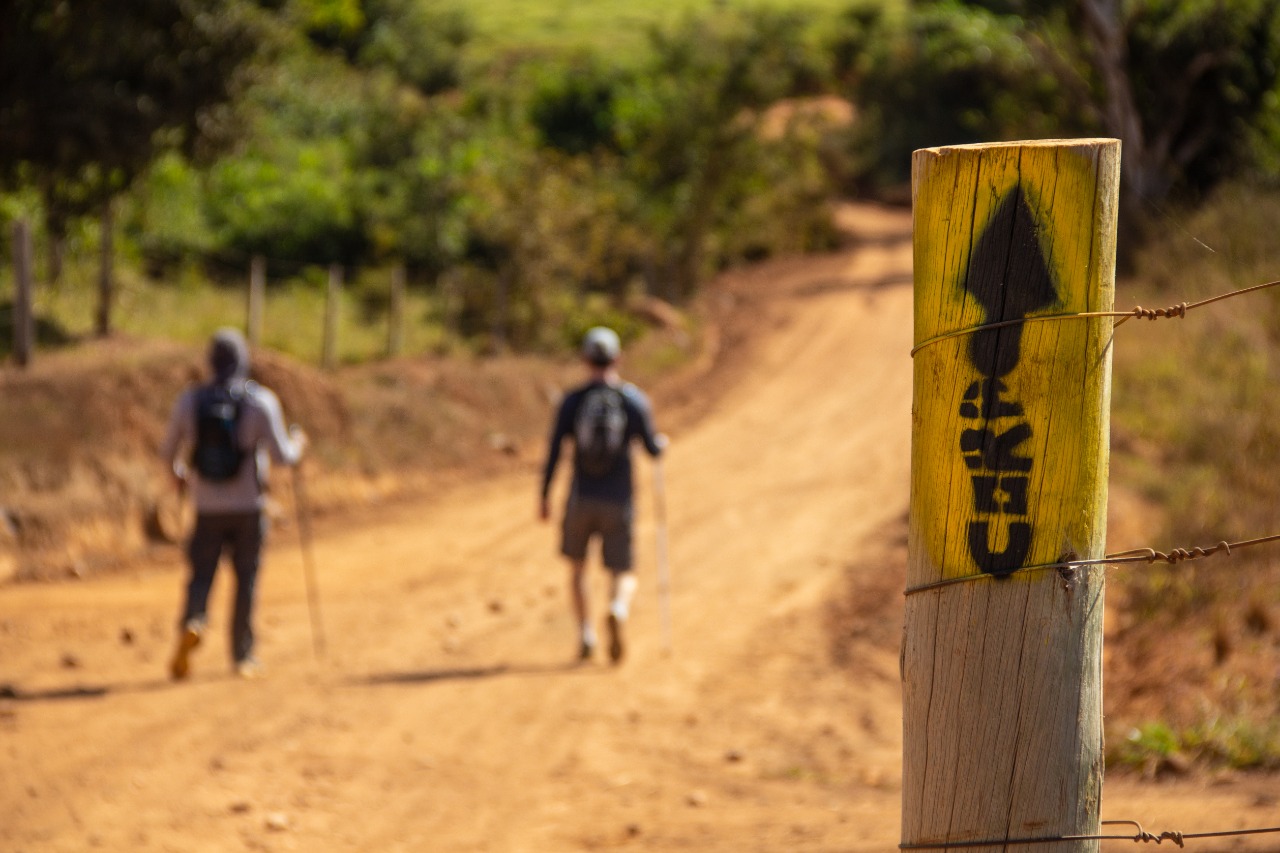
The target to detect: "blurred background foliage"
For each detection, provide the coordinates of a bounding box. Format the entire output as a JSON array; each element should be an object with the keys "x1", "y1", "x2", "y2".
[
  {"x1": 3, "y1": 0, "x2": 1280, "y2": 356},
  {"x1": 4, "y1": 0, "x2": 1280, "y2": 770}
]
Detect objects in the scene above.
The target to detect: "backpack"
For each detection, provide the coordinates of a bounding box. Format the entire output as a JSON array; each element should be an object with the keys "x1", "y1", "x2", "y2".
[
  {"x1": 574, "y1": 385, "x2": 628, "y2": 477},
  {"x1": 190, "y1": 383, "x2": 246, "y2": 482}
]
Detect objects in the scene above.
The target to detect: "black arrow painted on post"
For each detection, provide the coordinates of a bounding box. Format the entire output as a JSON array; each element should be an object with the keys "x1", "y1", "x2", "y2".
[
  {"x1": 961, "y1": 186, "x2": 1058, "y2": 577},
  {"x1": 964, "y1": 186, "x2": 1059, "y2": 378}
]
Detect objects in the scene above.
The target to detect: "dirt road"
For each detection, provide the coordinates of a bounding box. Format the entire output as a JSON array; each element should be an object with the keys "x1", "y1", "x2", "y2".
[{"x1": 2, "y1": 205, "x2": 1276, "y2": 852}]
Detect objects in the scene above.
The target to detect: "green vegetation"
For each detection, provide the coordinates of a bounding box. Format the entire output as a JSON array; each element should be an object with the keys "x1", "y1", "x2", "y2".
[
  {"x1": 5, "y1": 0, "x2": 1280, "y2": 358},
  {"x1": 3, "y1": 0, "x2": 1280, "y2": 771},
  {"x1": 446, "y1": 0, "x2": 866, "y2": 63},
  {"x1": 1107, "y1": 180, "x2": 1280, "y2": 772},
  {"x1": 1109, "y1": 719, "x2": 1280, "y2": 774}
]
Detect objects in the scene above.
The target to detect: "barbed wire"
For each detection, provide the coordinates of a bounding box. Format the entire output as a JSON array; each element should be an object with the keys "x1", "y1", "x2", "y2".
[
  {"x1": 903, "y1": 532, "x2": 1280, "y2": 597},
  {"x1": 900, "y1": 819, "x2": 1280, "y2": 849},
  {"x1": 909, "y1": 278, "x2": 1280, "y2": 357}
]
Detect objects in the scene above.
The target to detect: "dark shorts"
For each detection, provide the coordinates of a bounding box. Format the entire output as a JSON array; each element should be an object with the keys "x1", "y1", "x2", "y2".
[{"x1": 561, "y1": 495, "x2": 633, "y2": 572}]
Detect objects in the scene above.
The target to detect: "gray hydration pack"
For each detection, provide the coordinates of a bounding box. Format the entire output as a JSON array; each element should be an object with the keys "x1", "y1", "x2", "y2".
[{"x1": 574, "y1": 385, "x2": 627, "y2": 477}]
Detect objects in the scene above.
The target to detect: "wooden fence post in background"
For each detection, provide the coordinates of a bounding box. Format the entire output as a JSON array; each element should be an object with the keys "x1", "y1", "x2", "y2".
[
  {"x1": 387, "y1": 262, "x2": 405, "y2": 357},
  {"x1": 322, "y1": 263, "x2": 342, "y2": 369},
  {"x1": 247, "y1": 254, "x2": 266, "y2": 347},
  {"x1": 95, "y1": 199, "x2": 115, "y2": 338},
  {"x1": 904, "y1": 139, "x2": 1120, "y2": 852},
  {"x1": 12, "y1": 219, "x2": 34, "y2": 368}
]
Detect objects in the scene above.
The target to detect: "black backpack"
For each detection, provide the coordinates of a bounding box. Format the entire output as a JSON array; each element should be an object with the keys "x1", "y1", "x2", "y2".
[
  {"x1": 574, "y1": 385, "x2": 628, "y2": 477},
  {"x1": 190, "y1": 383, "x2": 246, "y2": 482}
]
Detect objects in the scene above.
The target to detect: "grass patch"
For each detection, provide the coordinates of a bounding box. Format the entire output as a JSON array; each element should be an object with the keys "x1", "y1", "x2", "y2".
[
  {"x1": 450, "y1": 0, "x2": 877, "y2": 64},
  {"x1": 1105, "y1": 182, "x2": 1280, "y2": 770},
  {"x1": 19, "y1": 257, "x2": 453, "y2": 367},
  {"x1": 1108, "y1": 719, "x2": 1280, "y2": 774}
]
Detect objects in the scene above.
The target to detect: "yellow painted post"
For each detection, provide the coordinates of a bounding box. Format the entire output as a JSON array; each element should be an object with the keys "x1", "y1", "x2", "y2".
[{"x1": 903, "y1": 139, "x2": 1120, "y2": 852}]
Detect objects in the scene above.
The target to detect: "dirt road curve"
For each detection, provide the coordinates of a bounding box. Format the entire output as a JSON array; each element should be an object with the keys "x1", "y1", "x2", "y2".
[{"x1": 2, "y1": 205, "x2": 1276, "y2": 852}]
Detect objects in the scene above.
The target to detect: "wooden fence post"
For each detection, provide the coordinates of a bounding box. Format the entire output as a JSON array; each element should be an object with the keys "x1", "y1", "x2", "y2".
[
  {"x1": 903, "y1": 139, "x2": 1120, "y2": 852},
  {"x1": 12, "y1": 219, "x2": 34, "y2": 367},
  {"x1": 321, "y1": 263, "x2": 342, "y2": 369},
  {"x1": 247, "y1": 254, "x2": 266, "y2": 347},
  {"x1": 95, "y1": 199, "x2": 114, "y2": 337},
  {"x1": 387, "y1": 262, "x2": 405, "y2": 357}
]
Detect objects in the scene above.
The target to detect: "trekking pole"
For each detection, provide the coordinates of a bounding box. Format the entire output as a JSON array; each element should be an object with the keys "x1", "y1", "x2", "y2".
[
  {"x1": 653, "y1": 456, "x2": 673, "y2": 655},
  {"x1": 291, "y1": 457, "x2": 326, "y2": 659}
]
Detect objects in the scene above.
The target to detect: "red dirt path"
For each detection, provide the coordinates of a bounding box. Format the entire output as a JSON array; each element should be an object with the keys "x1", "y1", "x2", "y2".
[{"x1": 2, "y1": 204, "x2": 1276, "y2": 852}]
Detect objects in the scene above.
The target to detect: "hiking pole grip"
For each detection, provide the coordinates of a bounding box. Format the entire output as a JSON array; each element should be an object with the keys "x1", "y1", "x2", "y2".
[
  {"x1": 653, "y1": 457, "x2": 672, "y2": 654},
  {"x1": 291, "y1": 461, "x2": 327, "y2": 659}
]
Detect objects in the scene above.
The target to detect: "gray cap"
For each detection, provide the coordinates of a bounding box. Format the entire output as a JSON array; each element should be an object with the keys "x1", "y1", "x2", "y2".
[
  {"x1": 581, "y1": 326, "x2": 621, "y2": 366},
  {"x1": 209, "y1": 327, "x2": 250, "y2": 383}
]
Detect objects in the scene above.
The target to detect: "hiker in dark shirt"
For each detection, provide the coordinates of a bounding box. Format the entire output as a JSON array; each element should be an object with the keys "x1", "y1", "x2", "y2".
[
  {"x1": 540, "y1": 327, "x2": 665, "y2": 663},
  {"x1": 159, "y1": 328, "x2": 306, "y2": 680}
]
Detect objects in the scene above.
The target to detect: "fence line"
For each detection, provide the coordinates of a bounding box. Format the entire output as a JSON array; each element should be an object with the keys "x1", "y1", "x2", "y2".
[
  {"x1": 900, "y1": 819, "x2": 1280, "y2": 849},
  {"x1": 906, "y1": 253, "x2": 1280, "y2": 849},
  {"x1": 903, "y1": 531, "x2": 1280, "y2": 596},
  {"x1": 906, "y1": 274, "x2": 1280, "y2": 595},
  {"x1": 909, "y1": 278, "x2": 1280, "y2": 357}
]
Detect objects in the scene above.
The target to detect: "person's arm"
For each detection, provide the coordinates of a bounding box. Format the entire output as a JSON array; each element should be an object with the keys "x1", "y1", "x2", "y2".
[
  {"x1": 251, "y1": 385, "x2": 305, "y2": 466},
  {"x1": 626, "y1": 385, "x2": 665, "y2": 457},
  {"x1": 539, "y1": 396, "x2": 574, "y2": 519},
  {"x1": 159, "y1": 389, "x2": 195, "y2": 488}
]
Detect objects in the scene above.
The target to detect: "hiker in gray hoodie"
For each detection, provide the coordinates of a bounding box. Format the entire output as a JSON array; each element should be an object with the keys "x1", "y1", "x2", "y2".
[{"x1": 160, "y1": 328, "x2": 306, "y2": 680}]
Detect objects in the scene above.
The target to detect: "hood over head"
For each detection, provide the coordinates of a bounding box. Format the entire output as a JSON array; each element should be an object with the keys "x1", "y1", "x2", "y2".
[{"x1": 209, "y1": 327, "x2": 250, "y2": 383}]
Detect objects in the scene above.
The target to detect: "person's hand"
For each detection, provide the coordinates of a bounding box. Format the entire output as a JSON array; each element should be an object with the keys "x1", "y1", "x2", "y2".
[{"x1": 290, "y1": 424, "x2": 310, "y2": 454}]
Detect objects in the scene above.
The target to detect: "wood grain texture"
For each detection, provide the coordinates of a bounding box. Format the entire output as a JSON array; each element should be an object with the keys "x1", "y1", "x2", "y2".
[{"x1": 904, "y1": 139, "x2": 1120, "y2": 852}]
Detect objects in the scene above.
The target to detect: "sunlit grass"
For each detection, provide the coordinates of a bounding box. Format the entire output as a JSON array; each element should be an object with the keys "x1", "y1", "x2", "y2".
[
  {"x1": 449, "y1": 0, "x2": 877, "y2": 63},
  {"x1": 22, "y1": 260, "x2": 450, "y2": 367},
  {"x1": 1108, "y1": 719, "x2": 1280, "y2": 773}
]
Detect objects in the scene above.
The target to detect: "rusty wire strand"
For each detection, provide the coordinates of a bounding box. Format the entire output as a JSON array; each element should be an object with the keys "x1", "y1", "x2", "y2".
[
  {"x1": 900, "y1": 819, "x2": 1280, "y2": 849},
  {"x1": 908, "y1": 278, "x2": 1280, "y2": 357},
  {"x1": 902, "y1": 533, "x2": 1280, "y2": 597},
  {"x1": 896, "y1": 819, "x2": 1280, "y2": 845}
]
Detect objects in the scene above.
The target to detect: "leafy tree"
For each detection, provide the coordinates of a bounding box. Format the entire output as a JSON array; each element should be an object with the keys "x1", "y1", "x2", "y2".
[
  {"x1": 910, "y1": 0, "x2": 1280, "y2": 213},
  {"x1": 0, "y1": 0, "x2": 266, "y2": 331},
  {"x1": 355, "y1": 0, "x2": 472, "y2": 94},
  {"x1": 830, "y1": 1, "x2": 1067, "y2": 190},
  {"x1": 202, "y1": 50, "x2": 369, "y2": 265},
  {"x1": 527, "y1": 56, "x2": 625, "y2": 156},
  {"x1": 617, "y1": 7, "x2": 831, "y2": 299}
]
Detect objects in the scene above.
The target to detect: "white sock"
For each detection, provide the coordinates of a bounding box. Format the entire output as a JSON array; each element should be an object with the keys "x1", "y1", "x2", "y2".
[
  {"x1": 581, "y1": 625, "x2": 597, "y2": 646},
  {"x1": 609, "y1": 573, "x2": 638, "y2": 621}
]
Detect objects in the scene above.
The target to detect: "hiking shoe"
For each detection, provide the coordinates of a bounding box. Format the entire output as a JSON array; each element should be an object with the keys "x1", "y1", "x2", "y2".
[
  {"x1": 606, "y1": 613, "x2": 625, "y2": 664},
  {"x1": 578, "y1": 639, "x2": 595, "y2": 662},
  {"x1": 234, "y1": 658, "x2": 265, "y2": 680},
  {"x1": 169, "y1": 625, "x2": 202, "y2": 681}
]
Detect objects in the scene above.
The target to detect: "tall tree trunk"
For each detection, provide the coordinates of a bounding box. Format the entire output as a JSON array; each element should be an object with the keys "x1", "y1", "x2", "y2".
[{"x1": 1079, "y1": 0, "x2": 1148, "y2": 205}]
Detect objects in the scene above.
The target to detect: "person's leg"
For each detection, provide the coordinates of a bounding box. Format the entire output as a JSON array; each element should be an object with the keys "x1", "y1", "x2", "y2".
[
  {"x1": 568, "y1": 558, "x2": 595, "y2": 658},
  {"x1": 608, "y1": 571, "x2": 638, "y2": 621},
  {"x1": 228, "y1": 511, "x2": 265, "y2": 674},
  {"x1": 600, "y1": 503, "x2": 635, "y2": 664},
  {"x1": 560, "y1": 495, "x2": 597, "y2": 659},
  {"x1": 171, "y1": 514, "x2": 224, "y2": 679}
]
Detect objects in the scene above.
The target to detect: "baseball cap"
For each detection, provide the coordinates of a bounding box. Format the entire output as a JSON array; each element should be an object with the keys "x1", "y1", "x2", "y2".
[{"x1": 581, "y1": 326, "x2": 621, "y2": 366}]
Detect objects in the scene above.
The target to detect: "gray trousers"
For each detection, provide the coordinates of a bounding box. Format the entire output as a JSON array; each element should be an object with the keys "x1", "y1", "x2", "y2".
[{"x1": 182, "y1": 511, "x2": 265, "y2": 663}]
